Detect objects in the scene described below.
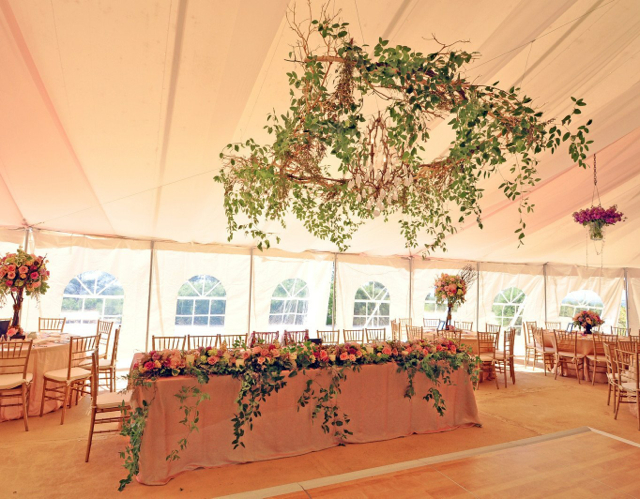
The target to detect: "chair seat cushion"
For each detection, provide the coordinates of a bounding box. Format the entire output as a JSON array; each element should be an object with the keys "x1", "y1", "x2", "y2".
[
  {"x1": 558, "y1": 351, "x2": 585, "y2": 359},
  {"x1": 97, "y1": 390, "x2": 132, "y2": 409},
  {"x1": 479, "y1": 353, "x2": 494, "y2": 362},
  {"x1": 0, "y1": 372, "x2": 33, "y2": 389},
  {"x1": 621, "y1": 381, "x2": 640, "y2": 392},
  {"x1": 535, "y1": 346, "x2": 555, "y2": 353},
  {"x1": 44, "y1": 367, "x2": 91, "y2": 382},
  {"x1": 79, "y1": 357, "x2": 111, "y2": 367},
  {"x1": 495, "y1": 351, "x2": 512, "y2": 360}
]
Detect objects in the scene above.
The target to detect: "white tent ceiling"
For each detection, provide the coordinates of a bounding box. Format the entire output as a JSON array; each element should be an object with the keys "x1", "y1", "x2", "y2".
[{"x1": 1, "y1": 0, "x2": 640, "y2": 266}]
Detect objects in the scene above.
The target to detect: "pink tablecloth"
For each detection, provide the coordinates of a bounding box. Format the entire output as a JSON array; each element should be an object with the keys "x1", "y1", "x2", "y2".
[
  {"x1": 0, "y1": 341, "x2": 70, "y2": 421},
  {"x1": 133, "y1": 363, "x2": 480, "y2": 485}
]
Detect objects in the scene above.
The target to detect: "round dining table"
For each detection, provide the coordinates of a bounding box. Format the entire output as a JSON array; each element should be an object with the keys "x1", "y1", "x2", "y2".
[{"x1": 0, "y1": 335, "x2": 70, "y2": 421}]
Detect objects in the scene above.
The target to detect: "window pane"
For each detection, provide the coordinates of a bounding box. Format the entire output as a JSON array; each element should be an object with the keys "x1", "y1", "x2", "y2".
[
  {"x1": 175, "y1": 316, "x2": 192, "y2": 326},
  {"x1": 84, "y1": 298, "x2": 103, "y2": 312},
  {"x1": 194, "y1": 316, "x2": 208, "y2": 326},
  {"x1": 209, "y1": 316, "x2": 224, "y2": 326},
  {"x1": 176, "y1": 299, "x2": 193, "y2": 315},
  {"x1": 195, "y1": 299, "x2": 209, "y2": 315},
  {"x1": 270, "y1": 300, "x2": 284, "y2": 314},
  {"x1": 61, "y1": 297, "x2": 81, "y2": 311},
  {"x1": 104, "y1": 299, "x2": 124, "y2": 316},
  {"x1": 210, "y1": 300, "x2": 225, "y2": 315}
]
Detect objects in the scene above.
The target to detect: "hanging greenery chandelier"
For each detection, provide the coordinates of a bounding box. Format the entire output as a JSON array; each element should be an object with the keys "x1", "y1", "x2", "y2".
[{"x1": 215, "y1": 3, "x2": 592, "y2": 253}]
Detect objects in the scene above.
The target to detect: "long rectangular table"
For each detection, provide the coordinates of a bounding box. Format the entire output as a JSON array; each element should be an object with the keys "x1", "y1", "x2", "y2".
[{"x1": 133, "y1": 362, "x2": 480, "y2": 485}]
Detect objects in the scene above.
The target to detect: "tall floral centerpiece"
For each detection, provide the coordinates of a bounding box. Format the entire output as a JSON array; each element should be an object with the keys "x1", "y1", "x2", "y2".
[
  {"x1": 573, "y1": 205, "x2": 624, "y2": 241},
  {"x1": 434, "y1": 274, "x2": 468, "y2": 328},
  {"x1": 0, "y1": 248, "x2": 50, "y2": 339},
  {"x1": 572, "y1": 310, "x2": 603, "y2": 334}
]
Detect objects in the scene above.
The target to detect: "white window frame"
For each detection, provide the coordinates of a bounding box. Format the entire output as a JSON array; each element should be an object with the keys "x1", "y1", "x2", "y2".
[
  {"x1": 61, "y1": 271, "x2": 124, "y2": 326},
  {"x1": 353, "y1": 281, "x2": 390, "y2": 327},
  {"x1": 492, "y1": 287, "x2": 526, "y2": 332},
  {"x1": 269, "y1": 278, "x2": 310, "y2": 326},
  {"x1": 175, "y1": 275, "x2": 226, "y2": 331}
]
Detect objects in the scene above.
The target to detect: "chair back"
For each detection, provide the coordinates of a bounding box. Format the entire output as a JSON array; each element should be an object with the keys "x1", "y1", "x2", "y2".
[
  {"x1": 317, "y1": 330, "x2": 339, "y2": 345},
  {"x1": 96, "y1": 320, "x2": 114, "y2": 359},
  {"x1": 602, "y1": 342, "x2": 616, "y2": 380},
  {"x1": 0, "y1": 340, "x2": 32, "y2": 378},
  {"x1": 592, "y1": 333, "x2": 617, "y2": 359},
  {"x1": 109, "y1": 326, "x2": 121, "y2": 366},
  {"x1": 152, "y1": 335, "x2": 186, "y2": 351},
  {"x1": 406, "y1": 325, "x2": 423, "y2": 342},
  {"x1": 249, "y1": 331, "x2": 279, "y2": 347},
  {"x1": 476, "y1": 332, "x2": 497, "y2": 357},
  {"x1": 485, "y1": 323, "x2": 501, "y2": 334},
  {"x1": 454, "y1": 321, "x2": 473, "y2": 331},
  {"x1": 614, "y1": 349, "x2": 639, "y2": 391},
  {"x1": 69, "y1": 335, "x2": 100, "y2": 378},
  {"x1": 38, "y1": 318, "x2": 66, "y2": 334},
  {"x1": 618, "y1": 340, "x2": 640, "y2": 353},
  {"x1": 552, "y1": 331, "x2": 577, "y2": 356},
  {"x1": 423, "y1": 318, "x2": 439, "y2": 330},
  {"x1": 503, "y1": 328, "x2": 516, "y2": 356},
  {"x1": 365, "y1": 328, "x2": 386, "y2": 343},
  {"x1": 611, "y1": 326, "x2": 630, "y2": 337},
  {"x1": 283, "y1": 329, "x2": 309, "y2": 345},
  {"x1": 524, "y1": 321, "x2": 536, "y2": 347},
  {"x1": 188, "y1": 335, "x2": 219, "y2": 350},
  {"x1": 397, "y1": 318, "x2": 412, "y2": 328},
  {"x1": 545, "y1": 321, "x2": 561, "y2": 330},
  {"x1": 89, "y1": 350, "x2": 100, "y2": 409},
  {"x1": 218, "y1": 334, "x2": 247, "y2": 348},
  {"x1": 442, "y1": 329, "x2": 462, "y2": 342},
  {"x1": 343, "y1": 329, "x2": 364, "y2": 344}
]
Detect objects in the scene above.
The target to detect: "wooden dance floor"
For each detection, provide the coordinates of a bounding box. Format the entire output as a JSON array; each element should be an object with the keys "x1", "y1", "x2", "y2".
[{"x1": 222, "y1": 427, "x2": 640, "y2": 498}]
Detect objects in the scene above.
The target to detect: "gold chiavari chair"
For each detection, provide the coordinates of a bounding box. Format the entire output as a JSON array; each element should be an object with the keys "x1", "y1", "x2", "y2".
[
  {"x1": 406, "y1": 325, "x2": 424, "y2": 342},
  {"x1": 523, "y1": 321, "x2": 537, "y2": 369},
  {"x1": 365, "y1": 328, "x2": 386, "y2": 343},
  {"x1": 398, "y1": 318, "x2": 412, "y2": 328},
  {"x1": 495, "y1": 328, "x2": 516, "y2": 388},
  {"x1": 545, "y1": 321, "x2": 561, "y2": 330},
  {"x1": 611, "y1": 326, "x2": 631, "y2": 337},
  {"x1": 152, "y1": 335, "x2": 186, "y2": 351},
  {"x1": 96, "y1": 320, "x2": 115, "y2": 360},
  {"x1": 423, "y1": 318, "x2": 439, "y2": 331},
  {"x1": 613, "y1": 349, "x2": 640, "y2": 430},
  {"x1": 188, "y1": 334, "x2": 219, "y2": 350},
  {"x1": 485, "y1": 323, "x2": 501, "y2": 334},
  {"x1": 317, "y1": 330, "x2": 340, "y2": 345},
  {"x1": 283, "y1": 329, "x2": 310, "y2": 345},
  {"x1": 552, "y1": 331, "x2": 586, "y2": 384},
  {"x1": 602, "y1": 343, "x2": 619, "y2": 410},
  {"x1": 218, "y1": 334, "x2": 247, "y2": 348},
  {"x1": 41, "y1": 335, "x2": 99, "y2": 425},
  {"x1": 85, "y1": 350, "x2": 131, "y2": 462},
  {"x1": 249, "y1": 331, "x2": 279, "y2": 347},
  {"x1": 454, "y1": 321, "x2": 473, "y2": 331},
  {"x1": 442, "y1": 329, "x2": 462, "y2": 342},
  {"x1": 98, "y1": 326, "x2": 121, "y2": 392},
  {"x1": 532, "y1": 327, "x2": 554, "y2": 375},
  {"x1": 589, "y1": 333, "x2": 618, "y2": 386},
  {"x1": 38, "y1": 318, "x2": 66, "y2": 334},
  {"x1": 618, "y1": 339, "x2": 640, "y2": 353},
  {"x1": 343, "y1": 329, "x2": 364, "y2": 344},
  {"x1": 476, "y1": 332, "x2": 499, "y2": 389},
  {"x1": 0, "y1": 340, "x2": 33, "y2": 431}
]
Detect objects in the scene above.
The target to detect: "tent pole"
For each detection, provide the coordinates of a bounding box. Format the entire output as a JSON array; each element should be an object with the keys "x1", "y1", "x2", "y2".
[
  {"x1": 144, "y1": 241, "x2": 155, "y2": 352},
  {"x1": 23, "y1": 227, "x2": 30, "y2": 252},
  {"x1": 624, "y1": 268, "x2": 630, "y2": 330},
  {"x1": 332, "y1": 253, "x2": 337, "y2": 330},
  {"x1": 408, "y1": 256, "x2": 413, "y2": 325},
  {"x1": 543, "y1": 263, "x2": 548, "y2": 324},
  {"x1": 476, "y1": 262, "x2": 480, "y2": 331},
  {"x1": 247, "y1": 248, "x2": 254, "y2": 335}
]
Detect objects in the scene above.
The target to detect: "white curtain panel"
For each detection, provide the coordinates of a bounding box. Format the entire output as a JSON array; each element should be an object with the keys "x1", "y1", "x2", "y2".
[
  {"x1": 336, "y1": 254, "x2": 410, "y2": 332},
  {"x1": 251, "y1": 250, "x2": 333, "y2": 336},
  {"x1": 412, "y1": 259, "x2": 477, "y2": 328},
  {"x1": 626, "y1": 268, "x2": 640, "y2": 332},
  {"x1": 545, "y1": 264, "x2": 624, "y2": 327},
  {"x1": 31, "y1": 230, "x2": 152, "y2": 359},
  {"x1": 148, "y1": 242, "x2": 251, "y2": 343}
]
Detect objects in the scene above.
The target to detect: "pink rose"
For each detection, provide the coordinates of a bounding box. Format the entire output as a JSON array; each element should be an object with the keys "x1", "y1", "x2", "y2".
[
  {"x1": 7, "y1": 272, "x2": 15, "y2": 279},
  {"x1": 252, "y1": 346, "x2": 262, "y2": 355},
  {"x1": 7, "y1": 327, "x2": 17, "y2": 337},
  {"x1": 349, "y1": 354, "x2": 356, "y2": 361},
  {"x1": 30, "y1": 272, "x2": 39, "y2": 279},
  {"x1": 207, "y1": 356, "x2": 219, "y2": 365},
  {"x1": 5, "y1": 280, "x2": 13, "y2": 287},
  {"x1": 18, "y1": 266, "x2": 28, "y2": 274},
  {"x1": 382, "y1": 346, "x2": 392, "y2": 355},
  {"x1": 340, "y1": 352, "x2": 348, "y2": 361},
  {"x1": 257, "y1": 356, "x2": 266, "y2": 365},
  {"x1": 144, "y1": 361, "x2": 154, "y2": 370},
  {"x1": 6, "y1": 264, "x2": 15, "y2": 272}
]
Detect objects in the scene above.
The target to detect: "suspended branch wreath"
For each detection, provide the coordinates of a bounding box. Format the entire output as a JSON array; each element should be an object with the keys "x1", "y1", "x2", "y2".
[{"x1": 215, "y1": 3, "x2": 592, "y2": 253}]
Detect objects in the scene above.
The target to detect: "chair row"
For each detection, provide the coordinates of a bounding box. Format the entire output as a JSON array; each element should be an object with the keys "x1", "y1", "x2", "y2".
[{"x1": 601, "y1": 343, "x2": 640, "y2": 431}]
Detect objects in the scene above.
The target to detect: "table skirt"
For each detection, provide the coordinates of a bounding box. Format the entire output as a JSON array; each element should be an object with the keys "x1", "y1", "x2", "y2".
[{"x1": 134, "y1": 363, "x2": 480, "y2": 485}]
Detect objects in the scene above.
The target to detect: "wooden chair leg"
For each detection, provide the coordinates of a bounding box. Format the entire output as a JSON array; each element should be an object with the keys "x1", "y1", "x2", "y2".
[
  {"x1": 591, "y1": 359, "x2": 597, "y2": 386},
  {"x1": 61, "y1": 384, "x2": 70, "y2": 425},
  {"x1": 576, "y1": 358, "x2": 582, "y2": 384},
  {"x1": 494, "y1": 363, "x2": 499, "y2": 389},
  {"x1": 614, "y1": 388, "x2": 622, "y2": 420},
  {"x1": 503, "y1": 361, "x2": 507, "y2": 388},
  {"x1": 39, "y1": 379, "x2": 48, "y2": 417},
  {"x1": 607, "y1": 383, "x2": 612, "y2": 406},
  {"x1": 21, "y1": 384, "x2": 29, "y2": 432},
  {"x1": 85, "y1": 407, "x2": 96, "y2": 462},
  {"x1": 554, "y1": 356, "x2": 560, "y2": 380}
]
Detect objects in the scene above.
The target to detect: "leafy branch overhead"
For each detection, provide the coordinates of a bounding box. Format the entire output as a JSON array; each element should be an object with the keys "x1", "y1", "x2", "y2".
[{"x1": 215, "y1": 2, "x2": 592, "y2": 253}]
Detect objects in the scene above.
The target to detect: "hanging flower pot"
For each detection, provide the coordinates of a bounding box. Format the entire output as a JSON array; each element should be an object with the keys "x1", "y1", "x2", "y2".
[
  {"x1": 586, "y1": 220, "x2": 605, "y2": 241},
  {"x1": 573, "y1": 205, "x2": 624, "y2": 242}
]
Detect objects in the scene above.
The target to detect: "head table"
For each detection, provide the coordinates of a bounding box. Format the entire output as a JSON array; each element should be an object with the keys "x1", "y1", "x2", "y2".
[
  {"x1": 132, "y1": 361, "x2": 480, "y2": 485},
  {"x1": 0, "y1": 334, "x2": 70, "y2": 421}
]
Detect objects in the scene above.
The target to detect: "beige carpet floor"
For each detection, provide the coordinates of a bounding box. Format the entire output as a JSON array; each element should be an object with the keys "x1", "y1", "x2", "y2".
[{"x1": 1, "y1": 361, "x2": 639, "y2": 498}]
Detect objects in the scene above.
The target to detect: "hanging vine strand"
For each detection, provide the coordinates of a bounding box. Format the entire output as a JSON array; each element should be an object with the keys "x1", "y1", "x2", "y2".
[{"x1": 215, "y1": 2, "x2": 592, "y2": 253}]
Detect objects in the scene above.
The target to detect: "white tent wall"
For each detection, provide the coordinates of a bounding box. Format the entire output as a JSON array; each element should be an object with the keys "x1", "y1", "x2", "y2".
[
  {"x1": 148, "y1": 241, "x2": 251, "y2": 347},
  {"x1": 412, "y1": 260, "x2": 477, "y2": 330},
  {"x1": 478, "y1": 263, "x2": 546, "y2": 355},
  {"x1": 545, "y1": 264, "x2": 625, "y2": 329},
  {"x1": 626, "y1": 268, "x2": 640, "y2": 332},
  {"x1": 251, "y1": 250, "x2": 333, "y2": 336},
  {"x1": 335, "y1": 254, "x2": 410, "y2": 333},
  {"x1": 30, "y1": 230, "x2": 152, "y2": 360}
]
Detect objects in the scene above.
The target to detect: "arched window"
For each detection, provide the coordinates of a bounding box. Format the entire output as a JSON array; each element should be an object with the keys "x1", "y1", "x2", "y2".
[
  {"x1": 175, "y1": 275, "x2": 226, "y2": 331},
  {"x1": 559, "y1": 290, "x2": 604, "y2": 319},
  {"x1": 424, "y1": 288, "x2": 450, "y2": 317},
  {"x1": 353, "y1": 281, "x2": 390, "y2": 327},
  {"x1": 61, "y1": 271, "x2": 124, "y2": 328},
  {"x1": 492, "y1": 287, "x2": 526, "y2": 332},
  {"x1": 269, "y1": 278, "x2": 309, "y2": 326}
]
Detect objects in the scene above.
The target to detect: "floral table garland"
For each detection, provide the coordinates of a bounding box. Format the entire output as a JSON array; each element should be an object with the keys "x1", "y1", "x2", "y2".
[{"x1": 118, "y1": 338, "x2": 480, "y2": 490}]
